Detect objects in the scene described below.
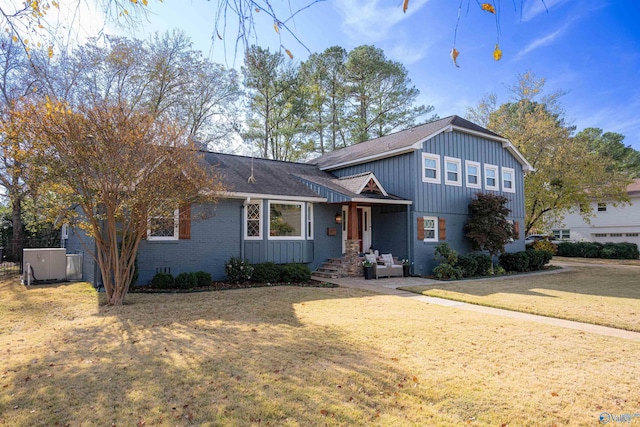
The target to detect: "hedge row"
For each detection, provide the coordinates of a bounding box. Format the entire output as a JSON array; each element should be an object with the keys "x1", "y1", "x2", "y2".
[
  {"x1": 149, "y1": 271, "x2": 212, "y2": 290},
  {"x1": 499, "y1": 249, "x2": 553, "y2": 273},
  {"x1": 556, "y1": 241, "x2": 639, "y2": 260}
]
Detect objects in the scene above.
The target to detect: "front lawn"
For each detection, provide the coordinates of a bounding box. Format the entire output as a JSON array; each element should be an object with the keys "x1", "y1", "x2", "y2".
[
  {"x1": 401, "y1": 265, "x2": 640, "y2": 332},
  {"x1": 1, "y1": 276, "x2": 639, "y2": 426}
]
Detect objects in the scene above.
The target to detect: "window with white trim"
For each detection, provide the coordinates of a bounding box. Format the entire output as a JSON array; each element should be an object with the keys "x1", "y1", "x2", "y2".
[
  {"x1": 465, "y1": 160, "x2": 481, "y2": 189},
  {"x1": 245, "y1": 201, "x2": 262, "y2": 240},
  {"x1": 306, "y1": 203, "x2": 314, "y2": 239},
  {"x1": 484, "y1": 164, "x2": 499, "y2": 191},
  {"x1": 148, "y1": 205, "x2": 179, "y2": 241},
  {"x1": 444, "y1": 157, "x2": 462, "y2": 186},
  {"x1": 422, "y1": 153, "x2": 441, "y2": 184},
  {"x1": 422, "y1": 216, "x2": 438, "y2": 242},
  {"x1": 269, "y1": 201, "x2": 304, "y2": 240},
  {"x1": 502, "y1": 167, "x2": 515, "y2": 193},
  {"x1": 597, "y1": 203, "x2": 607, "y2": 212},
  {"x1": 552, "y1": 229, "x2": 570, "y2": 240}
]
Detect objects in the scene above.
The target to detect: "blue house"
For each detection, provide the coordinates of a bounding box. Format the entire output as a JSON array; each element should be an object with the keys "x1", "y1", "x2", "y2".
[{"x1": 65, "y1": 115, "x2": 532, "y2": 285}]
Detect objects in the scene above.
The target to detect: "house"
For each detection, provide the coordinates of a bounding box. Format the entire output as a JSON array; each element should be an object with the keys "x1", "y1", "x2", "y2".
[
  {"x1": 550, "y1": 178, "x2": 640, "y2": 247},
  {"x1": 64, "y1": 115, "x2": 532, "y2": 286}
]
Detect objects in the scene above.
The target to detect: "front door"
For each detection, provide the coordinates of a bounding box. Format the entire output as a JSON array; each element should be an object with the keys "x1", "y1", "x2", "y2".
[{"x1": 342, "y1": 205, "x2": 371, "y2": 254}]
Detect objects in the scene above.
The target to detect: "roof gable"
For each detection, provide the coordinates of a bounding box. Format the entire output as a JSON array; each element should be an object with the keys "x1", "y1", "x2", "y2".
[{"x1": 308, "y1": 115, "x2": 533, "y2": 172}]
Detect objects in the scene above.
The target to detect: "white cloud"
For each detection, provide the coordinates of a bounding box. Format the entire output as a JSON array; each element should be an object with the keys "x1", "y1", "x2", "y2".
[
  {"x1": 515, "y1": 25, "x2": 567, "y2": 59},
  {"x1": 335, "y1": 0, "x2": 430, "y2": 43},
  {"x1": 521, "y1": 0, "x2": 570, "y2": 22}
]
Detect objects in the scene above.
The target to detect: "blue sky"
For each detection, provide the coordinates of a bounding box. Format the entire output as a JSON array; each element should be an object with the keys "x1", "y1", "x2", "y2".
[{"x1": 108, "y1": 0, "x2": 640, "y2": 151}]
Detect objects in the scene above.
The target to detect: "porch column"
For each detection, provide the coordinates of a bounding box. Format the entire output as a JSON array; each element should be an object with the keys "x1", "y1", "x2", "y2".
[{"x1": 344, "y1": 202, "x2": 362, "y2": 276}]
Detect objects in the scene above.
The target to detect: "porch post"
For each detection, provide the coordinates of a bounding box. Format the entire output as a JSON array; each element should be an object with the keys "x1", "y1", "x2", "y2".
[{"x1": 344, "y1": 202, "x2": 362, "y2": 276}]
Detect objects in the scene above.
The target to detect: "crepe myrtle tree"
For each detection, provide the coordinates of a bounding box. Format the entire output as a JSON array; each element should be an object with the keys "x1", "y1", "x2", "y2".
[
  {"x1": 464, "y1": 193, "x2": 515, "y2": 268},
  {"x1": 18, "y1": 97, "x2": 224, "y2": 305}
]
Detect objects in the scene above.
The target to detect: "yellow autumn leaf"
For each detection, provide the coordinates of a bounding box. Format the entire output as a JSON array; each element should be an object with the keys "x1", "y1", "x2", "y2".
[
  {"x1": 274, "y1": 22, "x2": 279, "y2": 33},
  {"x1": 12, "y1": 35, "x2": 18, "y2": 43},
  {"x1": 48, "y1": 46, "x2": 54, "y2": 58},
  {"x1": 493, "y1": 44, "x2": 502, "y2": 61},
  {"x1": 123, "y1": 9, "x2": 129, "y2": 15},
  {"x1": 23, "y1": 39, "x2": 29, "y2": 44},
  {"x1": 285, "y1": 49, "x2": 293, "y2": 59},
  {"x1": 450, "y1": 47, "x2": 460, "y2": 68},
  {"x1": 403, "y1": 0, "x2": 409, "y2": 13},
  {"x1": 142, "y1": 0, "x2": 148, "y2": 5},
  {"x1": 481, "y1": 3, "x2": 496, "y2": 14},
  {"x1": 131, "y1": 0, "x2": 137, "y2": 3}
]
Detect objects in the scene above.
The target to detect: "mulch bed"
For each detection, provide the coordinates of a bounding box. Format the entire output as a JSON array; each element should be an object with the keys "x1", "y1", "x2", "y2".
[{"x1": 130, "y1": 280, "x2": 339, "y2": 293}]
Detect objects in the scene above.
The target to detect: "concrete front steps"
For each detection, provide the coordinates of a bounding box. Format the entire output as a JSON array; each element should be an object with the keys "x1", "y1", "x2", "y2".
[{"x1": 313, "y1": 258, "x2": 352, "y2": 278}]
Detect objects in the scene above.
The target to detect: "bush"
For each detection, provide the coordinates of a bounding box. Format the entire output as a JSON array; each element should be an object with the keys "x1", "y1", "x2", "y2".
[
  {"x1": 194, "y1": 271, "x2": 212, "y2": 287},
  {"x1": 469, "y1": 253, "x2": 492, "y2": 276},
  {"x1": 149, "y1": 272, "x2": 174, "y2": 289},
  {"x1": 434, "y1": 243, "x2": 458, "y2": 265},
  {"x1": 225, "y1": 257, "x2": 254, "y2": 283},
  {"x1": 252, "y1": 262, "x2": 283, "y2": 283},
  {"x1": 499, "y1": 252, "x2": 530, "y2": 272},
  {"x1": 526, "y1": 249, "x2": 553, "y2": 271},
  {"x1": 556, "y1": 241, "x2": 638, "y2": 259},
  {"x1": 175, "y1": 272, "x2": 198, "y2": 289},
  {"x1": 433, "y1": 263, "x2": 463, "y2": 280},
  {"x1": 457, "y1": 254, "x2": 478, "y2": 278},
  {"x1": 281, "y1": 264, "x2": 311, "y2": 283},
  {"x1": 601, "y1": 242, "x2": 640, "y2": 260},
  {"x1": 532, "y1": 239, "x2": 557, "y2": 255}
]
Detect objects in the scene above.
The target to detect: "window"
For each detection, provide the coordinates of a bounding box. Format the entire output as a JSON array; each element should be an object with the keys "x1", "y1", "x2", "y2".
[
  {"x1": 465, "y1": 160, "x2": 481, "y2": 189},
  {"x1": 245, "y1": 201, "x2": 262, "y2": 240},
  {"x1": 268, "y1": 201, "x2": 304, "y2": 240},
  {"x1": 597, "y1": 203, "x2": 607, "y2": 212},
  {"x1": 552, "y1": 229, "x2": 570, "y2": 240},
  {"x1": 626, "y1": 233, "x2": 639, "y2": 237},
  {"x1": 422, "y1": 216, "x2": 438, "y2": 242},
  {"x1": 502, "y1": 167, "x2": 515, "y2": 193},
  {"x1": 148, "y1": 206, "x2": 179, "y2": 241},
  {"x1": 422, "y1": 153, "x2": 441, "y2": 184},
  {"x1": 306, "y1": 203, "x2": 314, "y2": 239},
  {"x1": 610, "y1": 233, "x2": 622, "y2": 237},
  {"x1": 444, "y1": 157, "x2": 462, "y2": 186},
  {"x1": 593, "y1": 233, "x2": 607, "y2": 238},
  {"x1": 484, "y1": 164, "x2": 499, "y2": 191}
]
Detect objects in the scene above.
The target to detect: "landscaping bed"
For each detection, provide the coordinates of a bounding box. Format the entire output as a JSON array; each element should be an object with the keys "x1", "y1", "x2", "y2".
[{"x1": 130, "y1": 280, "x2": 338, "y2": 293}]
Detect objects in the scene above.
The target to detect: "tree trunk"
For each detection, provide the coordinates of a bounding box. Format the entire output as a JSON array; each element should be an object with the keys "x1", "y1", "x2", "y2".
[{"x1": 11, "y1": 195, "x2": 23, "y2": 260}]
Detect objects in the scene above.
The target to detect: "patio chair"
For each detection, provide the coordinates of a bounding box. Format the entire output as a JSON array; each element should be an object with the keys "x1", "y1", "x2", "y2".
[{"x1": 374, "y1": 253, "x2": 403, "y2": 279}]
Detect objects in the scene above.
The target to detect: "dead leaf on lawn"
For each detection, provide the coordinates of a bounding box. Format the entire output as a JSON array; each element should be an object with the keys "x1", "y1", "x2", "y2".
[{"x1": 551, "y1": 391, "x2": 559, "y2": 397}]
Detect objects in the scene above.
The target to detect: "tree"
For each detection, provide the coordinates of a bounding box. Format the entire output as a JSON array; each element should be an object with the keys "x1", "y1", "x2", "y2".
[
  {"x1": 18, "y1": 98, "x2": 223, "y2": 305},
  {"x1": 472, "y1": 72, "x2": 631, "y2": 233},
  {"x1": 344, "y1": 45, "x2": 434, "y2": 144},
  {"x1": 574, "y1": 128, "x2": 640, "y2": 179},
  {"x1": 464, "y1": 193, "x2": 515, "y2": 262}
]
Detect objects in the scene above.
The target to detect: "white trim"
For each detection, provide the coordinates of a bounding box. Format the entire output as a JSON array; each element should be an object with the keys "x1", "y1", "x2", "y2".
[
  {"x1": 465, "y1": 160, "x2": 482, "y2": 189},
  {"x1": 444, "y1": 156, "x2": 462, "y2": 187},
  {"x1": 244, "y1": 201, "x2": 262, "y2": 240},
  {"x1": 351, "y1": 198, "x2": 412, "y2": 205},
  {"x1": 422, "y1": 216, "x2": 438, "y2": 242},
  {"x1": 422, "y1": 153, "x2": 441, "y2": 184},
  {"x1": 221, "y1": 191, "x2": 326, "y2": 203},
  {"x1": 306, "y1": 203, "x2": 314, "y2": 240},
  {"x1": 148, "y1": 208, "x2": 179, "y2": 241},
  {"x1": 268, "y1": 200, "x2": 305, "y2": 241},
  {"x1": 502, "y1": 167, "x2": 516, "y2": 193},
  {"x1": 484, "y1": 164, "x2": 499, "y2": 191},
  {"x1": 319, "y1": 146, "x2": 418, "y2": 171},
  {"x1": 356, "y1": 173, "x2": 388, "y2": 197}
]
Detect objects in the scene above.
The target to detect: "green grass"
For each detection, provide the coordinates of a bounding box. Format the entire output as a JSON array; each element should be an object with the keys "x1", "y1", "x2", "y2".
[
  {"x1": 1, "y1": 275, "x2": 639, "y2": 426},
  {"x1": 400, "y1": 265, "x2": 640, "y2": 332}
]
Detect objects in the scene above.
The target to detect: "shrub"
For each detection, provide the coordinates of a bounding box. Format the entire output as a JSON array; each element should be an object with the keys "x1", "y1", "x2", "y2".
[
  {"x1": 601, "y1": 242, "x2": 640, "y2": 260},
  {"x1": 194, "y1": 271, "x2": 212, "y2": 287},
  {"x1": 225, "y1": 257, "x2": 254, "y2": 283},
  {"x1": 469, "y1": 253, "x2": 492, "y2": 276},
  {"x1": 532, "y1": 239, "x2": 557, "y2": 255},
  {"x1": 175, "y1": 272, "x2": 198, "y2": 289},
  {"x1": 457, "y1": 254, "x2": 478, "y2": 278},
  {"x1": 281, "y1": 264, "x2": 311, "y2": 283},
  {"x1": 499, "y1": 252, "x2": 530, "y2": 272},
  {"x1": 252, "y1": 262, "x2": 283, "y2": 283},
  {"x1": 149, "y1": 272, "x2": 174, "y2": 289},
  {"x1": 434, "y1": 243, "x2": 458, "y2": 265},
  {"x1": 526, "y1": 249, "x2": 553, "y2": 271},
  {"x1": 433, "y1": 263, "x2": 463, "y2": 280}
]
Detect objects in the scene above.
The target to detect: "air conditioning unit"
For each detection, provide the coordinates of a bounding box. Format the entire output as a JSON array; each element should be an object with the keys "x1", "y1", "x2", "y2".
[{"x1": 23, "y1": 248, "x2": 67, "y2": 282}]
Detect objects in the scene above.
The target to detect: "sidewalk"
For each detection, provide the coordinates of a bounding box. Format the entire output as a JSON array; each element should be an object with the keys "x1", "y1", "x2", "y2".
[{"x1": 311, "y1": 273, "x2": 640, "y2": 342}]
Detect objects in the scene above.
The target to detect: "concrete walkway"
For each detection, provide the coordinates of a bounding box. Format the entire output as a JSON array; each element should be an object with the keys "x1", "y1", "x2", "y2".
[{"x1": 311, "y1": 266, "x2": 640, "y2": 342}]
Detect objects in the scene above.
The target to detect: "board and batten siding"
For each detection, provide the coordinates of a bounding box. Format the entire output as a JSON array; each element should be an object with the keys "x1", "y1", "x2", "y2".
[{"x1": 415, "y1": 131, "x2": 526, "y2": 218}]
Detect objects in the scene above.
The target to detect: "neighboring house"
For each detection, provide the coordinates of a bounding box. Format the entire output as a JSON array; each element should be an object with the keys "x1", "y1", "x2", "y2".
[
  {"x1": 551, "y1": 178, "x2": 640, "y2": 246},
  {"x1": 64, "y1": 115, "x2": 532, "y2": 286}
]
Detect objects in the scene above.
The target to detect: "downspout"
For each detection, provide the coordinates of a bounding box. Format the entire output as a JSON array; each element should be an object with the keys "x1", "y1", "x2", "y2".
[{"x1": 406, "y1": 205, "x2": 412, "y2": 275}]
